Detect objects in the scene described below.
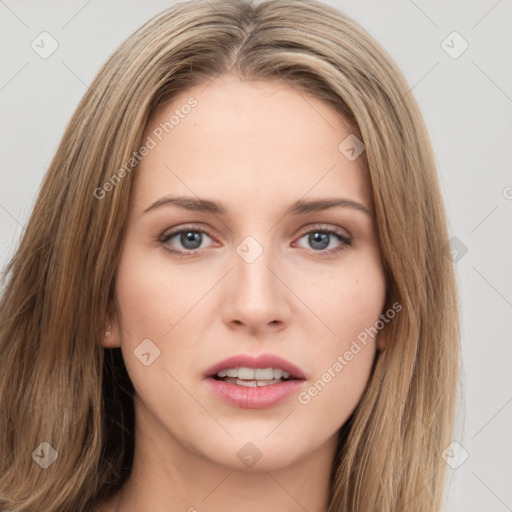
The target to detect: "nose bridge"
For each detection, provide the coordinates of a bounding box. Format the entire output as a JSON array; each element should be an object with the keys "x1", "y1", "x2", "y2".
[
  {"x1": 234, "y1": 233, "x2": 278, "y2": 300},
  {"x1": 223, "y1": 232, "x2": 288, "y2": 329}
]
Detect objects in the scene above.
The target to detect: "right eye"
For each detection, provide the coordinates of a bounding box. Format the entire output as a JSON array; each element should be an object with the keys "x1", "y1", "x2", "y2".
[{"x1": 159, "y1": 226, "x2": 216, "y2": 256}]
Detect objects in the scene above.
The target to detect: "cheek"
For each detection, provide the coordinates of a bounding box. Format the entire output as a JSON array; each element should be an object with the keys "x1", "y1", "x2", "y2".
[
  {"x1": 114, "y1": 246, "x2": 219, "y2": 395},
  {"x1": 115, "y1": 247, "x2": 199, "y2": 340},
  {"x1": 113, "y1": 249, "x2": 197, "y2": 406},
  {"x1": 290, "y1": 252, "x2": 385, "y2": 420},
  {"x1": 295, "y1": 250, "x2": 386, "y2": 345}
]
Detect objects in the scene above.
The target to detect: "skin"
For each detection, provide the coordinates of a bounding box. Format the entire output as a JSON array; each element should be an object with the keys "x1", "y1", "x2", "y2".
[{"x1": 97, "y1": 74, "x2": 387, "y2": 512}]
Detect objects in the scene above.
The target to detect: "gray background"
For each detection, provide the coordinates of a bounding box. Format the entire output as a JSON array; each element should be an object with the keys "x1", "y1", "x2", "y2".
[{"x1": 1, "y1": 1, "x2": 511, "y2": 510}]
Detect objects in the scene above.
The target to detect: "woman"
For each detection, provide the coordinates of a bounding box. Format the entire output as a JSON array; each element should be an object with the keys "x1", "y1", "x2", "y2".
[{"x1": 0, "y1": 0, "x2": 460, "y2": 510}]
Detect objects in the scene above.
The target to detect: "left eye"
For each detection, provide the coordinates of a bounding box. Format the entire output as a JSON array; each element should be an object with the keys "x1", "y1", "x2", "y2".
[
  {"x1": 159, "y1": 226, "x2": 351, "y2": 256},
  {"x1": 295, "y1": 228, "x2": 351, "y2": 254}
]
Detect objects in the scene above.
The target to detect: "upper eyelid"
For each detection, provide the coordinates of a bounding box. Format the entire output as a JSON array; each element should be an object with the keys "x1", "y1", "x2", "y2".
[{"x1": 161, "y1": 223, "x2": 351, "y2": 236}]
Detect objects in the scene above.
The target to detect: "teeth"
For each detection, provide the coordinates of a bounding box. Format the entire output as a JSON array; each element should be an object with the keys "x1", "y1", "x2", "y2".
[
  {"x1": 255, "y1": 368, "x2": 274, "y2": 380},
  {"x1": 226, "y1": 378, "x2": 283, "y2": 387},
  {"x1": 237, "y1": 367, "x2": 255, "y2": 380},
  {"x1": 236, "y1": 378, "x2": 257, "y2": 387},
  {"x1": 216, "y1": 367, "x2": 292, "y2": 380}
]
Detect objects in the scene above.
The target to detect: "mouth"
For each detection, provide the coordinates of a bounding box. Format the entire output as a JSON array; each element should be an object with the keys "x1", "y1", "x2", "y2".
[
  {"x1": 210, "y1": 367, "x2": 298, "y2": 387},
  {"x1": 203, "y1": 353, "x2": 306, "y2": 408},
  {"x1": 204, "y1": 352, "x2": 306, "y2": 383}
]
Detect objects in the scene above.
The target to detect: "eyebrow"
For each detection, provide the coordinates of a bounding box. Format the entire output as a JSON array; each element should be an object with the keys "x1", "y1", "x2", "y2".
[{"x1": 143, "y1": 195, "x2": 371, "y2": 216}]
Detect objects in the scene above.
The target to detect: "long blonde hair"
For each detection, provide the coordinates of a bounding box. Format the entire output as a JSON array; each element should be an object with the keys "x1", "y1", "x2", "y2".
[{"x1": 0, "y1": 0, "x2": 460, "y2": 510}]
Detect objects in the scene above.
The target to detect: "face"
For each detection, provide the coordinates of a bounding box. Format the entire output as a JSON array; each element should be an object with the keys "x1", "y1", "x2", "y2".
[{"x1": 105, "y1": 75, "x2": 387, "y2": 472}]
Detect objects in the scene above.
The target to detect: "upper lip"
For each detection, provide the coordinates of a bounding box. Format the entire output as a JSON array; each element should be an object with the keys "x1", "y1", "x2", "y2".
[{"x1": 204, "y1": 353, "x2": 306, "y2": 380}]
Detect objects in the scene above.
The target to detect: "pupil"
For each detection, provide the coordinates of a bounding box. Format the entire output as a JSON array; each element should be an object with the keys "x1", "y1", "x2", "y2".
[
  {"x1": 182, "y1": 231, "x2": 201, "y2": 249},
  {"x1": 310, "y1": 232, "x2": 329, "y2": 250}
]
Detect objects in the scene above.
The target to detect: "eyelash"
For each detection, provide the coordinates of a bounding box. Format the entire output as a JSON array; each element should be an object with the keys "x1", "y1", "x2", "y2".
[{"x1": 158, "y1": 224, "x2": 352, "y2": 258}]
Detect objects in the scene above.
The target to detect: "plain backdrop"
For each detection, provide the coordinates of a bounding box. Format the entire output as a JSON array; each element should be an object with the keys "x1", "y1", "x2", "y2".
[{"x1": 1, "y1": 1, "x2": 511, "y2": 511}]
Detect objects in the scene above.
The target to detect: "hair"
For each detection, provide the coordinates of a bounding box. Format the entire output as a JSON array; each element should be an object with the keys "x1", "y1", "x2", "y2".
[{"x1": 0, "y1": 0, "x2": 460, "y2": 510}]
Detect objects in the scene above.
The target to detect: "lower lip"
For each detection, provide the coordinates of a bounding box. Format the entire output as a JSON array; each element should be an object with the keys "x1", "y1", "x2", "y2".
[{"x1": 205, "y1": 377, "x2": 306, "y2": 409}]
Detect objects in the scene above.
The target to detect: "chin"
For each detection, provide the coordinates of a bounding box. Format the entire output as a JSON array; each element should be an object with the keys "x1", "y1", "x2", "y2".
[{"x1": 191, "y1": 430, "x2": 322, "y2": 473}]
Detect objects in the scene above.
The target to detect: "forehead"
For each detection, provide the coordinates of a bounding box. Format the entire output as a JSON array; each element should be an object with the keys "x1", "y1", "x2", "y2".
[{"x1": 131, "y1": 76, "x2": 370, "y2": 216}]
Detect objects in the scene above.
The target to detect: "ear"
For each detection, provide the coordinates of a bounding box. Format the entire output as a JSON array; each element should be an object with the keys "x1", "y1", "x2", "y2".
[
  {"x1": 376, "y1": 329, "x2": 387, "y2": 351},
  {"x1": 101, "y1": 311, "x2": 121, "y2": 349}
]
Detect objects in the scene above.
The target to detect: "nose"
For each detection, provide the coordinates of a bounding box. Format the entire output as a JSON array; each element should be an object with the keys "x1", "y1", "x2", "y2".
[{"x1": 221, "y1": 241, "x2": 290, "y2": 334}]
